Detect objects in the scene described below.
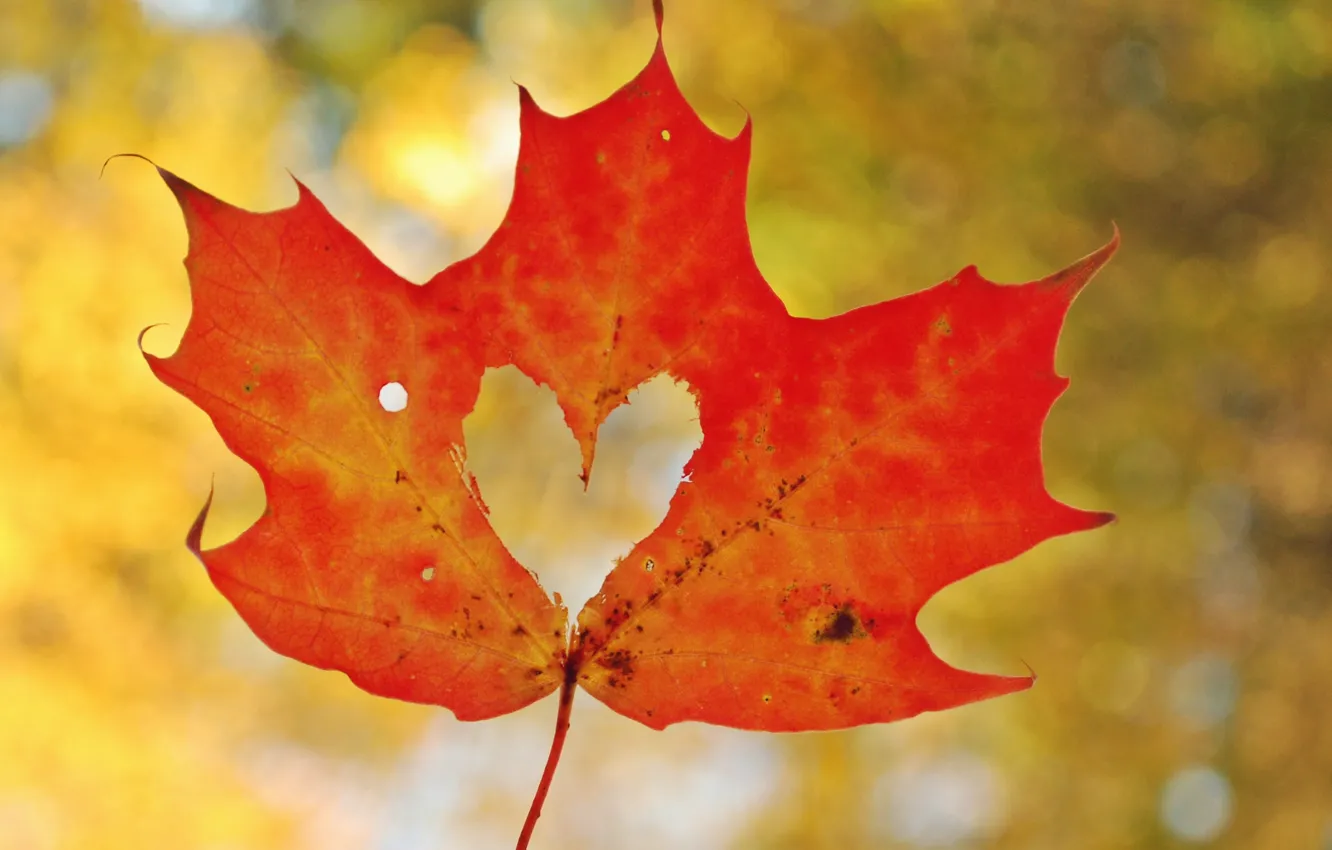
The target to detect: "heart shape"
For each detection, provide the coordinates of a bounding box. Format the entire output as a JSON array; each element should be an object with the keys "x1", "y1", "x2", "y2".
[{"x1": 461, "y1": 366, "x2": 701, "y2": 611}]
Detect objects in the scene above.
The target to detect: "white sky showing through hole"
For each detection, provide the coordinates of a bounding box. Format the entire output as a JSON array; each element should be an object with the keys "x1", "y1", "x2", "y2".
[
  {"x1": 378, "y1": 381, "x2": 408, "y2": 412},
  {"x1": 462, "y1": 366, "x2": 702, "y2": 612}
]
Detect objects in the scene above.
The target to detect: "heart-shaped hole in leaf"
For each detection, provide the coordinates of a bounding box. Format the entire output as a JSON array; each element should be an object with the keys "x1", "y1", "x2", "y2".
[{"x1": 461, "y1": 366, "x2": 702, "y2": 611}]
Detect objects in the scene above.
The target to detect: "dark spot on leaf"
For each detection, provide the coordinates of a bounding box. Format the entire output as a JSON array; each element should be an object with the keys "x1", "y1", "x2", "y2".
[
  {"x1": 601, "y1": 648, "x2": 635, "y2": 682},
  {"x1": 513, "y1": 624, "x2": 529, "y2": 637},
  {"x1": 813, "y1": 604, "x2": 867, "y2": 644}
]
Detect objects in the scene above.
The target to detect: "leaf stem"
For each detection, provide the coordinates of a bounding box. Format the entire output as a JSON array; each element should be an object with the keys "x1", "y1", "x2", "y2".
[{"x1": 515, "y1": 665, "x2": 577, "y2": 850}]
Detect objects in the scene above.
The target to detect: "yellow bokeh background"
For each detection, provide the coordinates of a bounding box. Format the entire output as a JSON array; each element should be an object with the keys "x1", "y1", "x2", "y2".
[{"x1": 2, "y1": 0, "x2": 1330, "y2": 848}]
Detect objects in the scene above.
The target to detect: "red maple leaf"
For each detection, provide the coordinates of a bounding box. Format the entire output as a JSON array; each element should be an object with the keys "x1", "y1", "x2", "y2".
[{"x1": 140, "y1": 3, "x2": 1114, "y2": 846}]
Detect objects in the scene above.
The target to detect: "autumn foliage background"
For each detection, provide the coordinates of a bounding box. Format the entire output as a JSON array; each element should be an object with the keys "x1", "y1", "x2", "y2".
[{"x1": 2, "y1": 0, "x2": 1331, "y2": 848}]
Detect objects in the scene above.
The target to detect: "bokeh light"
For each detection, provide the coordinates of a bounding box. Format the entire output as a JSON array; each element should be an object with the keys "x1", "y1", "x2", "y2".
[{"x1": 1161, "y1": 765, "x2": 1233, "y2": 842}]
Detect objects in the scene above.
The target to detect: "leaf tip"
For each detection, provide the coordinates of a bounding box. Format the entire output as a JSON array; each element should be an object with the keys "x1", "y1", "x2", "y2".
[
  {"x1": 100, "y1": 151, "x2": 156, "y2": 180},
  {"x1": 652, "y1": 0, "x2": 664, "y2": 34},
  {"x1": 734, "y1": 110, "x2": 754, "y2": 148},
  {"x1": 1088, "y1": 510, "x2": 1117, "y2": 529},
  {"x1": 578, "y1": 441, "x2": 596, "y2": 492},
  {"x1": 516, "y1": 83, "x2": 550, "y2": 124},
  {"x1": 284, "y1": 168, "x2": 314, "y2": 200},
  {"x1": 136, "y1": 323, "x2": 170, "y2": 361},
  {"x1": 155, "y1": 165, "x2": 195, "y2": 200},
  {"x1": 185, "y1": 483, "x2": 216, "y2": 560},
  {"x1": 1040, "y1": 227, "x2": 1121, "y2": 301}
]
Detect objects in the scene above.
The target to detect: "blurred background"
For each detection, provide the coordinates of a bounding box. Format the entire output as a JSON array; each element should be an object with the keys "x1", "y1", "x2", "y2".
[{"x1": 1, "y1": 0, "x2": 1330, "y2": 848}]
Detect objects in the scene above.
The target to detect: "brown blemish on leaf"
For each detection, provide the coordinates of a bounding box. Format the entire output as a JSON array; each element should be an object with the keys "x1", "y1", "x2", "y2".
[
  {"x1": 599, "y1": 648, "x2": 636, "y2": 690},
  {"x1": 813, "y1": 604, "x2": 868, "y2": 644}
]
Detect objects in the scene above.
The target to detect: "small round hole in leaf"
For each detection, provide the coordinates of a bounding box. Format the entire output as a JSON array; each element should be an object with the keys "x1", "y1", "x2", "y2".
[{"x1": 379, "y1": 381, "x2": 408, "y2": 412}]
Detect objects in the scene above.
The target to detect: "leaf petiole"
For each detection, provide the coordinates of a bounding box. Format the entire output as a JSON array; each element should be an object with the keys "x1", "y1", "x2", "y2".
[{"x1": 515, "y1": 663, "x2": 578, "y2": 850}]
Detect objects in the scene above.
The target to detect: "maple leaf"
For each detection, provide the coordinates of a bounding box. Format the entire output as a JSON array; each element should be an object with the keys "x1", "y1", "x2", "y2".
[{"x1": 139, "y1": 2, "x2": 1114, "y2": 846}]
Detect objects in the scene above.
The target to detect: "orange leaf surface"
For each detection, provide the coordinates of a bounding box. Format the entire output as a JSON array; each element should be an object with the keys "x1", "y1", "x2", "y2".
[{"x1": 141, "y1": 4, "x2": 1114, "y2": 845}]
